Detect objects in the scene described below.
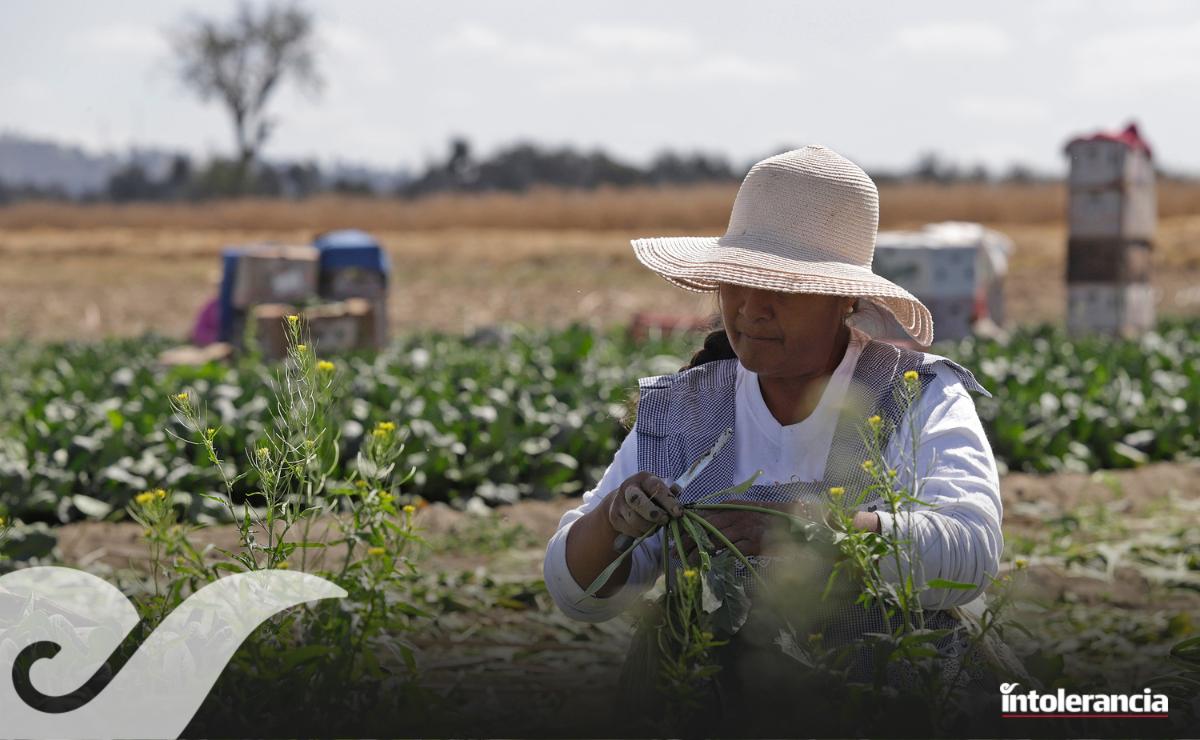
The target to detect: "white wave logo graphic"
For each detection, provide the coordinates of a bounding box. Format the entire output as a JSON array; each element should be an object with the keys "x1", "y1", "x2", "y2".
[{"x1": 0, "y1": 566, "x2": 346, "y2": 739}]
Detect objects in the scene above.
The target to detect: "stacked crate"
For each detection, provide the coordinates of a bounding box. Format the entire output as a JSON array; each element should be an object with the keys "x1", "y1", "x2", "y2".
[
  {"x1": 216, "y1": 231, "x2": 389, "y2": 358},
  {"x1": 251, "y1": 299, "x2": 378, "y2": 358},
  {"x1": 1064, "y1": 123, "x2": 1156, "y2": 336},
  {"x1": 313, "y1": 229, "x2": 391, "y2": 349},
  {"x1": 218, "y1": 244, "x2": 321, "y2": 345},
  {"x1": 866, "y1": 222, "x2": 1013, "y2": 346}
]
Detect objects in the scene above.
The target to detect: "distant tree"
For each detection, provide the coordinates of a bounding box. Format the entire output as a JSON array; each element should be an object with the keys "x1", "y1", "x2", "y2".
[
  {"x1": 333, "y1": 178, "x2": 374, "y2": 196},
  {"x1": 172, "y1": 2, "x2": 321, "y2": 193},
  {"x1": 1002, "y1": 163, "x2": 1037, "y2": 184},
  {"x1": 107, "y1": 164, "x2": 156, "y2": 202},
  {"x1": 912, "y1": 152, "x2": 959, "y2": 183}
]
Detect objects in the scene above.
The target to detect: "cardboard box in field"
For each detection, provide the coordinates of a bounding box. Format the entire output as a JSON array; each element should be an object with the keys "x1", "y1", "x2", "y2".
[
  {"x1": 1067, "y1": 282, "x2": 1156, "y2": 337},
  {"x1": 230, "y1": 245, "x2": 320, "y2": 309},
  {"x1": 319, "y1": 266, "x2": 387, "y2": 348},
  {"x1": 314, "y1": 229, "x2": 392, "y2": 349},
  {"x1": 1067, "y1": 188, "x2": 1156, "y2": 241},
  {"x1": 1066, "y1": 239, "x2": 1152, "y2": 284},
  {"x1": 307, "y1": 298, "x2": 377, "y2": 353},
  {"x1": 250, "y1": 299, "x2": 377, "y2": 359},
  {"x1": 249, "y1": 303, "x2": 295, "y2": 359}
]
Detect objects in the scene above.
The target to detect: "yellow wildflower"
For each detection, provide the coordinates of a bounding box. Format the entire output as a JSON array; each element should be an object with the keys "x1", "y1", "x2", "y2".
[
  {"x1": 305, "y1": 439, "x2": 315, "y2": 446},
  {"x1": 888, "y1": 469, "x2": 897, "y2": 477},
  {"x1": 257, "y1": 447, "x2": 270, "y2": 458},
  {"x1": 828, "y1": 487, "x2": 844, "y2": 499},
  {"x1": 135, "y1": 491, "x2": 155, "y2": 505},
  {"x1": 296, "y1": 344, "x2": 306, "y2": 352},
  {"x1": 356, "y1": 479, "x2": 368, "y2": 488},
  {"x1": 155, "y1": 488, "x2": 166, "y2": 499},
  {"x1": 276, "y1": 561, "x2": 291, "y2": 569},
  {"x1": 377, "y1": 421, "x2": 396, "y2": 431},
  {"x1": 206, "y1": 428, "x2": 215, "y2": 436},
  {"x1": 317, "y1": 360, "x2": 335, "y2": 372},
  {"x1": 682, "y1": 569, "x2": 697, "y2": 579},
  {"x1": 402, "y1": 504, "x2": 416, "y2": 514},
  {"x1": 867, "y1": 414, "x2": 882, "y2": 429},
  {"x1": 176, "y1": 392, "x2": 188, "y2": 402},
  {"x1": 1015, "y1": 559, "x2": 1028, "y2": 569},
  {"x1": 372, "y1": 429, "x2": 386, "y2": 437},
  {"x1": 0, "y1": 517, "x2": 7, "y2": 527},
  {"x1": 287, "y1": 315, "x2": 299, "y2": 324},
  {"x1": 861, "y1": 460, "x2": 875, "y2": 471},
  {"x1": 367, "y1": 546, "x2": 387, "y2": 556},
  {"x1": 904, "y1": 370, "x2": 919, "y2": 383}
]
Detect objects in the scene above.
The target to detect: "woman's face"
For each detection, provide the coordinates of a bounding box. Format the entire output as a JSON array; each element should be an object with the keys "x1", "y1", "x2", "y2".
[{"x1": 719, "y1": 283, "x2": 856, "y2": 380}]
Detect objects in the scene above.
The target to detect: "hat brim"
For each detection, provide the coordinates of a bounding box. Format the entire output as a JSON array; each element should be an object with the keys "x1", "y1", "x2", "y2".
[{"x1": 632, "y1": 234, "x2": 935, "y2": 346}]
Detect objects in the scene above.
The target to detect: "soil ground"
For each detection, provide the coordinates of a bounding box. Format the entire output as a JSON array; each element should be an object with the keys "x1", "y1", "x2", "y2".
[
  {"x1": 43, "y1": 460, "x2": 1200, "y2": 715},
  {"x1": 3, "y1": 217, "x2": 1200, "y2": 341},
  {"x1": 53, "y1": 461, "x2": 1200, "y2": 606}
]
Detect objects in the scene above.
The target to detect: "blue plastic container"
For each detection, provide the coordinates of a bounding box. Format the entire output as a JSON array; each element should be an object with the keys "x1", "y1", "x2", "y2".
[{"x1": 313, "y1": 229, "x2": 391, "y2": 281}]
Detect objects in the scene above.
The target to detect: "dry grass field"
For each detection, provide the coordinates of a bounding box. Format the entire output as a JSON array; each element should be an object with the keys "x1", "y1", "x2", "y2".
[{"x1": 3, "y1": 180, "x2": 1200, "y2": 340}]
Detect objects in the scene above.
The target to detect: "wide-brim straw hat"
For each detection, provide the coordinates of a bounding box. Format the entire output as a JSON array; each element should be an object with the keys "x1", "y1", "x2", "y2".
[{"x1": 632, "y1": 145, "x2": 934, "y2": 346}]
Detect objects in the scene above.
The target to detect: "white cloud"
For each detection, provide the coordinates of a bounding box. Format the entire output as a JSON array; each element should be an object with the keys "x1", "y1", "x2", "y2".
[
  {"x1": 575, "y1": 25, "x2": 698, "y2": 55},
  {"x1": 319, "y1": 23, "x2": 394, "y2": 86},
  {"x1": 73, "y1": 23, "x2": 169, "y2": 56},
  {"x1": 436, "y1": 24, "x2": 792, "y2": 92},
  {"x1": 9, "y1": 77, "x2": 53, "y2": 103},
  {"x1": 1074, "y1": 23, "x2": 1200, "y2": 95},
  {"x1": 954, "y1": 95, "x2": 1050, "y2": 123},
  {"x1": 677, "y1": 54, "x2": 794, "y2": 85},
  {"x1": 436, "y1": 24, "x2": 506, "y2": 54},
  {"x1": 434, "y1": 24, "x2": 580, "y2": 67},
  {"x1": 896, "y1": 22, "x2": 1011, "y2": 56}
]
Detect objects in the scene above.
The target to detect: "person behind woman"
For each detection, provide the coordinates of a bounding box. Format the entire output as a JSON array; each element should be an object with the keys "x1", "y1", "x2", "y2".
[{"x1": 542, "y1": 145, "x2": 1004, "y2": 723}]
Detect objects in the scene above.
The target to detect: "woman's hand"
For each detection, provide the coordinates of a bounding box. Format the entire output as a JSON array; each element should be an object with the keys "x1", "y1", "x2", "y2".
[
  {"x1": 565, "y1": 472, "x2": 684, "y2": 598},
  {"x1": 685, "y1": 499, "x2": 800, "y2": 560},
  {"x1": 680, "y1": 500, "x2": 881, "y2": 562},
  {"x1": 606, "y1": 472, "x2": 684, "y2": 538}
]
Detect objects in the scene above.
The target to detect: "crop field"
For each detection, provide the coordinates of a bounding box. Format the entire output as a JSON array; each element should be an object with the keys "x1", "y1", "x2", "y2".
[
  {"x1": 3, "y1": 321, "x2": 1200, "y2": 731},
  {"x1": 5, "y1": 182, "x2": 1200, "y2": 732}
]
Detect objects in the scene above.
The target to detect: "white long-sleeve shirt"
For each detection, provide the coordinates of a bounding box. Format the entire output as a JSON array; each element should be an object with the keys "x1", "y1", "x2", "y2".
[{"x1": 544, "y1": 329, "x2": 1003, "y2": 622}]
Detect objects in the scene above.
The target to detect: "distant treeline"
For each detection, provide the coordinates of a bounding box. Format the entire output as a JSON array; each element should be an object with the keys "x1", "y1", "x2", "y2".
[{"x1": 0, "y1": 138, "x2": 1142, "y2": 205}]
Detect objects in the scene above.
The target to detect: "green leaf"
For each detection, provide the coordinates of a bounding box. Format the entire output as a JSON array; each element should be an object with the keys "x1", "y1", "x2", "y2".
[
  {"x1": 705, "y1": 550, "x2": 751, "y2": 634},
  {"x1": 897, "y1": 628, "x2": 955, "y2": 648},
  {"x1": 575, "y1": 526, "x2": 659, "y2": 603},
  {"x1": 926, "y1": 578, "x2": 978, "y2": 591},
  {"x1": 686, "y1": 470, "x2": 763, "y2": 505},
  {"x1": 689, "y1": 511, "x2": 769, "y2": 603},
  {"x1": 280, "y1": 644, "x2": 336, "y2": 674},
  {"x1": 72, "y1": 494, "x2": 112, "y2": 520},
  {"x1": 679, "y1": 512, "x2": 714, "y2": 554}
]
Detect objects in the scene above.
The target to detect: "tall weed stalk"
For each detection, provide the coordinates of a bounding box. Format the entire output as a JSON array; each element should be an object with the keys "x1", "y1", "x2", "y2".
[{"x1": 132, "y1": 315, "x2": 448, "y2": 736}]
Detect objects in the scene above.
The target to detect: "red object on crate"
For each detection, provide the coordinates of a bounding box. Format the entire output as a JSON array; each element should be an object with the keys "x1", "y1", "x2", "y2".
[{"x1": 629, "y1": 312, "x2": 711, "y2": 342}]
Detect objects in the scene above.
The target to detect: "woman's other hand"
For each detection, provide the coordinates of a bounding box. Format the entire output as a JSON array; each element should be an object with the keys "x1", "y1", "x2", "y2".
[
  {"x1": 607, "y1": 472, "x2": 684, "y2": 537},
  {"x1": 688, "y1": 499, "x2": 799, "y2": 559},
  {"x1": 565, "y1": 471, "x2": 683, "y2": 598},
  {"x1": 684, "y1": 499, "x2": 880, "y2": 561}
]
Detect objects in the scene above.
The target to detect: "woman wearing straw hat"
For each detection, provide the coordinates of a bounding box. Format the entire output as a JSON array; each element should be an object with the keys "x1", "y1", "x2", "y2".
[{"x1": 543, "y1": 146, "x2": 1004, "y2": 725}]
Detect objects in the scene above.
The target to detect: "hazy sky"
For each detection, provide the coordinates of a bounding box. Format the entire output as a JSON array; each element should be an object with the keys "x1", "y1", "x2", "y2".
[{"x1": 3, "y1": 0, "x2": 1199, "y2": 174}]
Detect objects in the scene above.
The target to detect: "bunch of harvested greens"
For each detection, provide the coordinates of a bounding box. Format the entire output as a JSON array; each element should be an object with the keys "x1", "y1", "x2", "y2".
[{"x1": 579, "y1": 468, "x2": 848, "y2": 731}]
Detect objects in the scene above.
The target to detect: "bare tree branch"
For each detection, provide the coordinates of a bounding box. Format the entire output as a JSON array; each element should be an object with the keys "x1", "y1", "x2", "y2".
[{"x1": 172, "y1": 1, "x2": 321, "y2": 190}]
